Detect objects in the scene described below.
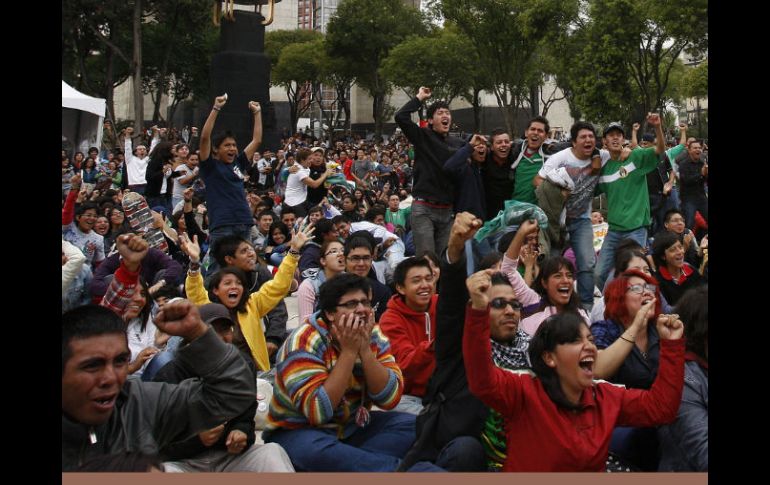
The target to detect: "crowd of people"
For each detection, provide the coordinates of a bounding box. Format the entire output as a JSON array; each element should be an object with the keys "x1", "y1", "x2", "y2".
[{"x1": 62, "y1": 88, "x2": 708, "y2": 473}]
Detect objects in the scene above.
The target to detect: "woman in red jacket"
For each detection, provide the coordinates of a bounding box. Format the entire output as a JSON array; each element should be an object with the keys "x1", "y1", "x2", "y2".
[{"x1": 462, "y1": 269, "x2": 685, "y2": 472}]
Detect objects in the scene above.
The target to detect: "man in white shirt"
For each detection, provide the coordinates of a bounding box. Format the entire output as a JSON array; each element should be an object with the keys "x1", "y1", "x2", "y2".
[
  {"x1": 283, "y1": 148, "x2": 334, "y2": 218},
  {"x1": 534, "y1": 121, "x2": 608, "y2": 311},
  {"x1": 122, "y1": 126, "x2": 160, "y2": 195}
]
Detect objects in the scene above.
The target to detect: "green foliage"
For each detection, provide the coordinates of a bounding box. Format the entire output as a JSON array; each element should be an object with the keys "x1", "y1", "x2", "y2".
[
  {"x1": 273, "y1": 41, "x2": 322, "y2": 87},
  {"x1": 681, "y1": 60, "x2": 708, "y2": 99},
  {"x1": 326, "y1": 0, "x2": 428, "y2": 137},
  {"x1": 551, "y1": 0, "x2": 707, "y2": 125},
  {"x1": 440, "y1": 0, "x2": 580, "y2": 134},
  {"x1": 381, "y1": 29, "x2": 477, "y2": 104},
  {"x1": 265, "y1": 29, "x2": 324, "y2": 72}
]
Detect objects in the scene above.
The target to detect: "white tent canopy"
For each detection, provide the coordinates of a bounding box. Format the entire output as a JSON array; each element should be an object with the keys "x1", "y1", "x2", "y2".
[{"x1": 62, "y1": 81, "x2": 106, "y2": 155}]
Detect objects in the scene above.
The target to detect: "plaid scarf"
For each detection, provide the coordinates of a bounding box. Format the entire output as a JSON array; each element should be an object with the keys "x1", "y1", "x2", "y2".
[{"x1": 490, "y1": 329, "x2": 532, "y2": 370}]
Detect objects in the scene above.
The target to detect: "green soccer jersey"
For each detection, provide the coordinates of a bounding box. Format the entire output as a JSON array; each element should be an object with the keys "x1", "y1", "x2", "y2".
[
  {"x1": 511, "y1": 152, "x2": 543, "y2": 204},
  {"x1": 385, "y1": 205, "x2": 411, "y2": 228},
  {"x1": 597, "y1": 146, "x2": 659, "y2": 232}
]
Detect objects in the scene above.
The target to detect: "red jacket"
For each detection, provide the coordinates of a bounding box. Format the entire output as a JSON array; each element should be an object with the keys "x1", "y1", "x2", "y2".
[
  {"x1": 342, "y1": 158, "x2": 354, "y2": 182},
  {"x1": 379, "y1": 294, "x2": 438, "y2": 397},
  {"x1": 463, "y1": 306, "x2": 684, "y2": 472}
]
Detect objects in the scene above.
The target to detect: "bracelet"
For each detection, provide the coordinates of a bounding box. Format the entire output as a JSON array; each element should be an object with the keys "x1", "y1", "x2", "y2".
[
  {"x1": 212, "y1": 106, "x2": 221, "y2": 111},
  {"x1": 619, "y1": 335, "x2": 635, "y2": 344},
  {"x1": 288, "y1": 249, "x2": 300, "y2": 257}
]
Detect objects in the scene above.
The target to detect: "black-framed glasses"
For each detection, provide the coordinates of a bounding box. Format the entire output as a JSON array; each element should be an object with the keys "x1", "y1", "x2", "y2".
[
  {"x1": 337, "y1": 298, "x2": 372, "y2": 310},
  {"x1": 626, "y1": 284, "x2": 657, "y2": 295},
  {"x1": 346, "y1": 255, "x2": 372, "y2": 263},
  {"x1": 489, "y1": 298, "x2": 522, "y2": 311}
]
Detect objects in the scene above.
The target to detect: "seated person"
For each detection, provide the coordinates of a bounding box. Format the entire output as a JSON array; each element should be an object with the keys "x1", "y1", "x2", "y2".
[
  {"x1": 262, "y1": 273, "x2": 442, "y2": 472},
  {"x1": 378, "y1": 257, "x2": 438, "y2": 415},
  {"x1": 62, "y1": 298, "x2": 256, "y2": 471},
  {"x1": 155, "y1": 303, "x2": 293, "y2": 472}
]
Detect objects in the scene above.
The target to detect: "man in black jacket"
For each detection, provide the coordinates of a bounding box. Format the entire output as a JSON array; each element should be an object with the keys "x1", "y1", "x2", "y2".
[
  {"x1": 395, "y1": 86, "x2": 464, "y2": 258},
  {"x1": 677, "y1": 140, "x2": 708, "y2": 230},
  {"x1": 62, "y1": 300, "x2": 255, "y2": 471}
]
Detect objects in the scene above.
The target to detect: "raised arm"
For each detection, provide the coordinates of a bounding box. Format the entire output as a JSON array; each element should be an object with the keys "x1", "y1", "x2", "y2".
[
  {"x1": 242, "y1": 101, "x2": 263, "y2": 160},
  {"x1": 592, "y1": 299, "x2": 656, "y2": 379},
  {"x1": 647, "y1": 113, "x2": 666, "y2": 155},
  {"x1": 199, "y1": 95, "x2": 227, "y2": 161},
  {"x1": 630, "y1": 122, "x2": 640, "y2": 149},
  {"x1": 394, "y1": 86, "x2": 432, "y2": 142}
]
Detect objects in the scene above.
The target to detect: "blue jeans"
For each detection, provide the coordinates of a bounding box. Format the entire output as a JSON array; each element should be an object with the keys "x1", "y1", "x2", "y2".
[
  {"x1": 566, "y1": 217, "x2": 596, "y2": 309},
  {"x1": 203, "y1": 224, "x2": 254, "y2": 277},
  {"x1": 265, "y1": 411, "x2": 442, "y2": 472},
  {"x1": 595, "y1": 227, "x2": 648, "y2": 290}
]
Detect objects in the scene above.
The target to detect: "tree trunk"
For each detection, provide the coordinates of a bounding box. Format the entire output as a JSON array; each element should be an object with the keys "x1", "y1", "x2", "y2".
[
  {"x1": 132, "y1": 0, "x2": 144, "y2": 132},
  {"x1": 373, "y1": 90, "x2": 385, "y2": 140},
  {"x1": 472, "y1": 88, "x2": 481, "y2": 132},
  {"x1": 104, "y1": 47, "x2": 116, "y2": 123},
  {"x1": 153, "y1": 3, "x2": 180, "y2": 124},
  {"x1": 529, "y1": 84, "x2": 539, "y2": 118}
]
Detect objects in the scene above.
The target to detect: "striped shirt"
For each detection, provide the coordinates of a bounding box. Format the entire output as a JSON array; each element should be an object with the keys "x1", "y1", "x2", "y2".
[{"x1": 266, "y1": 311, "x2": 403, "y2": 439}]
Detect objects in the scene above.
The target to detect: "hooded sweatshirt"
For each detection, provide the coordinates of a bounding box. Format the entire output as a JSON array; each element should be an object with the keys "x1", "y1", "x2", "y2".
[{"x1": 378, "y1": 294, "x2": 438, "y2": 397}]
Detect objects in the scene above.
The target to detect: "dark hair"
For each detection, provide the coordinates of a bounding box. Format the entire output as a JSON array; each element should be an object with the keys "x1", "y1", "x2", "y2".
[
  {"x1": 490, "y1": 272, "x2": 513, "y2": 288},
  {"x1": 675, "y1": 285, "x2": 708, "y2": 360},
  {"x1": 528, "y1": 312, "x2": 588, "y2": 411},
  {"x1": 344, "y1": 235, "x2": 374, "y2": 256},
  {"x1": 78, "y1": 452, "x2": 163, "y2": 472},
  {"x1": 331, "y1": 215, "x2": 345, "y2": 226},
  {"x1": 490, "y1": 128, "x2": 509, "y2": 143},
  {"x1": 62, "y1": 305, "x2": 126, "y2": 372},
  {"x1": 267, "y1": 221, "x2": 291, "y2": 246},
  {"x1": 427, "y1": 100, "x2": 450, "y2": 120},
  {"x1": 393, "y1": 257, "x2": 433, "y2": 288},
  {"x1": 208, "y1": 266, "x2": 249, "y2": 313},
  {"x1": 257, "y1": 210, "x2": 275, "y2": 222},
  {"x1": 313, "y1": 218, "x2": 337, "y2": 244},
  {"x1": 422, "y1": 251, "x2": 440, "y2": 271},
  {"x1": 651, "y1": 231, "x2": 681, "y2": 268},
  {"x1": 613, "y1": 247, "x2": 648, "y2": 276},
  {"x1": 212, "y1": 130, "x2": 236, "y2": 149},
  {"x1": 532, "y1": 256, "x2": 581, "y2": 313},
  {"x1": 364, "y1": 206, "x2": 386, "y2": 223},
  {"x1": 687, "y1": 139, "x2": 702, "y2": 148},
  {"x1": 148, "y1": 141, "x2": 174, "y2": 165},
  {"x1": 212, "y1": 235, "x2": 251, "y2": 268},
  {"x1": 308, "y1": 205, "x2": 323, "y2": 216},
  {"x1": 133, "y1": 277, "x2": 153, "y2": 332},
  {"x1": 281, "y1": 206, "x2": 297, "y2": 218},
  {"x1": 527, "y1": 116, "x2": 550, "y2": 134},
  {"x1": 151, "y1": 283, "x2": 181, "y2": 302},
  {"x1": 663, "y1": 209, "x2": 685, "y2": 224},
  {"x1": 318, "y1": 273, "x2": 372, "y2": 318},
  {"x1": 75, "y1": 202, "x2": 99, "y2": 218},
  {"x1": 570, "y1": 121, "x2": 596, "y2": 142},
  {"x1": 479, "y1": 252, "x2": 503, "y2": 271}
]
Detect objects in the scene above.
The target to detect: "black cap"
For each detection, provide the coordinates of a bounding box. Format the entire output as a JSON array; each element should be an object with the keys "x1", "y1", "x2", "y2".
[
  {"x1": 198, "y1": 303, "x2": 235, "y2": 327},
  {"x1": 602, "y1": 122, "x2": 625, "y2": 138},
  {"x1": 641, "y1": 133, "x2": 655, "y2": 143}
]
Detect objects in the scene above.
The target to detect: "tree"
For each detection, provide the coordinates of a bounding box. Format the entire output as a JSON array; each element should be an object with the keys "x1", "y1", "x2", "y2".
[
  {"x1": 265, "y1": 29, "x2": 324, "y2": 70},
  {"x1": 142, "y1": 0, "x2": 217, "y2": 124},
  {"x1": 326, "y1": 0, "x2": 428, "y2": 139},
  {"x1": 273, "y1": 40, "x2": 323, "y2": 134},
  {"x1": 314, "y1": 41, "x2": 356, "y2": 140},
  {"x1": 555, "y1": 0, "x2": 707, "y2": 126},
  {"x1": 441, "y1": 0, "x2": 580, "y2": 136}
]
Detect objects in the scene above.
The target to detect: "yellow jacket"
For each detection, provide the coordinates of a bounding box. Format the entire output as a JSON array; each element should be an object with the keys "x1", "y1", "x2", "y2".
[{"x1": 185, "y1": 253, "x2": 299, "y2": 371}]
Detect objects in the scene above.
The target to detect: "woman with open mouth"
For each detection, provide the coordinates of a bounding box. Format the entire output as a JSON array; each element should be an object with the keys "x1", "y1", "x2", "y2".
[
  {"x1": 181, "y1": 223, "x2": 314, "y2": 372},
  {"x1": 499, "y1": 220, "x2": 590, "y2": 337},
  {"x1": 650, "y1": 231, "x2": 705, "y2": 306},
  {"x1": 462, "y1": 269, "x2": 685, "y2": 471}
]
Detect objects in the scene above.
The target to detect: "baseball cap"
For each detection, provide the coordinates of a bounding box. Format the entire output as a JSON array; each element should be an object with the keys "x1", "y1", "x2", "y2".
[
  {"x1": 641, "y1": 133, "x2": 655, "y2": 143},
  {"x1": 198, "y1": 303, "x2": 235, "y2": 328},
  {"x1": 603, "y1": 122, "x2": 625, "y2": 138},
  {"x1": 310, "y1": 147, "x2": 325, "y2": 154}
]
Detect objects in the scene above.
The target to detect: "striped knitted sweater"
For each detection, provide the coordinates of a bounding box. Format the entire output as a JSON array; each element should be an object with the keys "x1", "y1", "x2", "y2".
[{"x1": 266, "y1": 311, "x2": 404, "y2": 439}]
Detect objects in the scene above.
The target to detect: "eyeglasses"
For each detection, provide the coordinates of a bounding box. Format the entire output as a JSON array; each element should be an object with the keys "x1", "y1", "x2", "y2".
[
  {"x1": 347, "y1": 255, "x2": 372, "y2": 263},
  {"x1": 626, "y1": 284, "x2": 657, "y2": 295},
  {"x1": 337, "y1": 298, "x2": 372, "y2": 310},
  {"x1": 324, "y1": 248, "x2": 343, "y2": 256},
  {"x1": 489, "y1": 298, "x2": 523, "y2": 311}
]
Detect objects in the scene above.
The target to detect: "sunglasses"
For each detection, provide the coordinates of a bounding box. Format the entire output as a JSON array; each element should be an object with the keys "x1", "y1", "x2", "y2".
[{"x1": 489, "y1": 298, "x2": 522, "y2": 311}]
